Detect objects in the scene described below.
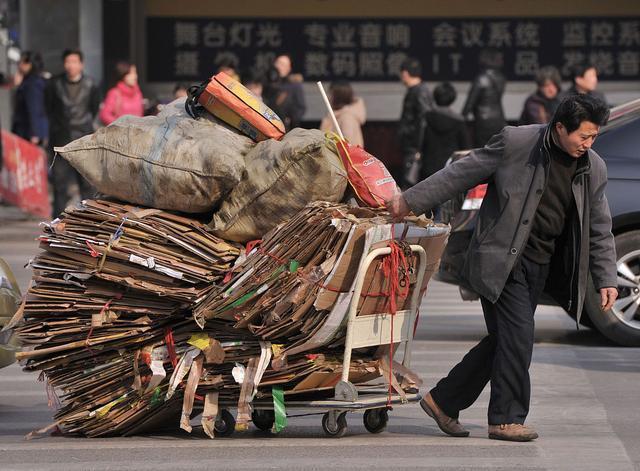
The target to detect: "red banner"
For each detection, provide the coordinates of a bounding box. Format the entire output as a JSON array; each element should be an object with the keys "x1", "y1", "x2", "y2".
[{"x1": 0, "y1": 130, "x2": 51, "y2": 218}]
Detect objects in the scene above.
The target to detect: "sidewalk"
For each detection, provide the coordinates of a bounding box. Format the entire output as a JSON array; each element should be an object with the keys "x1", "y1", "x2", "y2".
[{"x1": 0, "y1": 202, "x2": 42, "y2": 292}]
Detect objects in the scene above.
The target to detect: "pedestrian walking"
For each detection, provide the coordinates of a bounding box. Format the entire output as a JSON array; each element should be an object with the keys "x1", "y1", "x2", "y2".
[
  {"x1": 263, "y1": 54, "x2": 306, "y2": 131},
  {"x1": 520, "y1": 66, "x2": 562, "y2": 125},
  {"x1": 99, "y1": 61, "x2": 144, "y2": 126},
  {"x1": 397, "y1": 57, "x2": 434, "y2": 189},
  {"x1": 462, "y1": 50, "x2": 506, "y2": 147},
  {"x1": 423, "y1": 82, "x2": 470, "y2": 180},
  {"x1": 561, "y1": 64, "x2": 607, "y2": 106},
  {"x1": 45, "y1": 48, "x2": 100, "y2": 217},
  {"x1": 11, "y1": 51, "x2": 48, "y2": 145},
  {"x1": 320, "y1": 80, "x2": 366, "y2": 147},
  {"x1": 386, "y1": 94, "x2": 617, "y2": 442}
]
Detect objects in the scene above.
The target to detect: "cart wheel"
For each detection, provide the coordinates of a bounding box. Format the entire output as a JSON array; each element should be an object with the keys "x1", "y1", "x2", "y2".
[
  {"x1": 214, "y1": 409, "x2": 236, "y2": 437},
  {"x1": 363, "y1": 408, "x2": 388, "y2": 434},
  {"x1": 322, "y1": 411, "x2": 347, "y2": 438},
  {"x1": 251, "y1": 409, "x2": 275, "y2": 431}
]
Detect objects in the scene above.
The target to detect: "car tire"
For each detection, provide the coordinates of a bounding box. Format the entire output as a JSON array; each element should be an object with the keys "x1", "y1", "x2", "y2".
[{"x1": 584, "y1": 230, "x2": 640, "y2": 347}]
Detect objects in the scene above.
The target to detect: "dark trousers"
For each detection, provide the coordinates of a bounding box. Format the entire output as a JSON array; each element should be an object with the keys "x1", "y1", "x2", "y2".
[
  {"x1": 431, "y1": 256, "x2": 549, "y2": 425},
  {"x1": 51, "y1": 156, "x2": 94, "y2": 217}
]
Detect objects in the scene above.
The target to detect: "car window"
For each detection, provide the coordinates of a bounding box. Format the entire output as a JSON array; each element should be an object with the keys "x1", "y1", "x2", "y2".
[{"x1": 594, "y1": 116, "x2": 640, "y2": 160}]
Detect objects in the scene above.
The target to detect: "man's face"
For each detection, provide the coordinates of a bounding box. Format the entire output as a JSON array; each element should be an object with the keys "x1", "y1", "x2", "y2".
[
  {"x1": 64, "y1": 54, "x2": 84, "y2": 78},
  {"x1": 399, "y1": 70, "x2": 410, "y2": 86},
  {"x1": 274, "y1": 56, "x2": 291, "y2": 78},
  {"x1": 575, "y1": 67, "x2": 598, "y2": 92},
  {"x1": 540, "y1": 79, "x2": 558, "y2": 100},
  {"x1": 555, "y1": 121, "x2": 600, "y2": 158}
]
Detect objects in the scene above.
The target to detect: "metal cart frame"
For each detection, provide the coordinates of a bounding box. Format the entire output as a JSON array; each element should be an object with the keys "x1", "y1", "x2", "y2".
[{"x1": 217, "y1": 244, "x2": 428, "y2": 438}]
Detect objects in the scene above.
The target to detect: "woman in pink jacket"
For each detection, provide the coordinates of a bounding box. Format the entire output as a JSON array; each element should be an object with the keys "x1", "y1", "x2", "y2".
[{"x1": 99, "y1": 61, "x2": 144, "y2": 125}]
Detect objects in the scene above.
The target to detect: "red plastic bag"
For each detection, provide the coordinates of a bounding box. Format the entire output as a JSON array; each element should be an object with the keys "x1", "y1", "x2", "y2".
[{"x1": 330, "y1": 136, "x2": 398, "y2": 208}]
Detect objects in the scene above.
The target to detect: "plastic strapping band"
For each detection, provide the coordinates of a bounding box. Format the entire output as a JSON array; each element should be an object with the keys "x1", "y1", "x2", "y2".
[{"x1": 272, "y1": 386, "x2": 287, "y2": 433}]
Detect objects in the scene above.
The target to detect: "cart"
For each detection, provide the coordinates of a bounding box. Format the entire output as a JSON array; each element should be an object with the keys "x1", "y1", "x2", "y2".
[{"x1": 212, "y1": 244, "x2": 428, "y2": 438}]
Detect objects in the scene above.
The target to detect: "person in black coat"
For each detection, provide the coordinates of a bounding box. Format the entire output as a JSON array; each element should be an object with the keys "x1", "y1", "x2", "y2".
[
  {"x1": 520, "y1": 66, "x2": 562, "y2": 125},
  {"x1": 45, "y1": 48, "x2": 100, "y2": 217},
  {"x1": 462, "y1": 50, "x2": 506, "y2": 147},
  {"x1": 11, "y1": 51, "x2": 48, "y2": 145},
  {"x1": 397, "y1": 57, "x2": 434, "y2": 189},
  {"x1": 560, "y1": 63, "x2": 608, "y2": 106},
  {"x1": 263, "y1": 54, "x2": 306, "y2": 131},
  {"x1": 423, "y1": 82, "x2": 471, "y2": 180}
]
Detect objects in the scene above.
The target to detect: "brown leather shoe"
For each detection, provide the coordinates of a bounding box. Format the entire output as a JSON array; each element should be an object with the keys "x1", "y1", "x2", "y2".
[
  {"x1": 488, "y1": 424, "x2": 539, "y2": 442},
  {"x1": 419, "y1": 392, "x2": 470, "y2": 437}
]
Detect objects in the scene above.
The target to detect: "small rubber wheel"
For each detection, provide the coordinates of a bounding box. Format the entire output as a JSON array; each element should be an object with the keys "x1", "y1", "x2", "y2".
[
  {"x1": 322, "y1": 411, "x2": 347, "y2": 438},
  {"x1": 252, "y1": 409, "x2": 275, "y2": 431},
  {"x1": 214, "y1": 409, "x2": 236, "y2": 437},
  {"x1": 363, "y1": 408, "x2": 388, "y2": 434}
]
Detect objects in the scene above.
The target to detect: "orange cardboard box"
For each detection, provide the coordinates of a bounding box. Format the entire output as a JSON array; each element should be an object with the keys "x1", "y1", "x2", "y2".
[{"x1": 197, "y1": 72, "x2": 286, "y2": 142}]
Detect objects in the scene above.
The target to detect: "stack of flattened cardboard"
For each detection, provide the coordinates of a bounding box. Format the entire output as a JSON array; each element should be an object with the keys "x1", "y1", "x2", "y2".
[
  {"x1": 12, "y1": 200, "x2": 448, "y2": 438},
  {"x1": 195, "y1": 201, "x2": 449, "y2": 360}
]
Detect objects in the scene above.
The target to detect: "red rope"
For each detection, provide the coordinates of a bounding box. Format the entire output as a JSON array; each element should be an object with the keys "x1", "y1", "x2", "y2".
[
  {"x1": 164, "y1": 328, "x2": 178, "y2": 368},
  {"x1": 382, "y1": 241, "x2": 410, "y2": 406}
]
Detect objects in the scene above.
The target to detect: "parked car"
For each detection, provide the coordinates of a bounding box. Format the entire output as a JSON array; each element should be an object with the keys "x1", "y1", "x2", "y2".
[{"x1": 435, "y1": 98, "x2": 640, "y2": 346}]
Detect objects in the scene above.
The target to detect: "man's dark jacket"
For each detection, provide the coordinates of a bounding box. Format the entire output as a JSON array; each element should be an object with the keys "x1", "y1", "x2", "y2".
[
  {"x1": 403, "y1": 124, "x2": 617, "y2": 322},
  {"x1": 398, "y1": 82, "x2": 433, "y2": 155},
  {"x1": 45, "y1": 74, "x2": 100, "y2": 148}
]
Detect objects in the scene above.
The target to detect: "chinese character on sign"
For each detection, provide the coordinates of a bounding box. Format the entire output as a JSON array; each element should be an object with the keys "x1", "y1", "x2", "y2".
[
  {"x1": 202, "y1": 22, "x2": 226, "y2": 48},
  {"x1": 433, "y1": 22, "x2": 457, "y2": 48},
  {"x1": 332, "y1": 23, "x2": 356, "y2": 48},
  {"x1": 386, "y1": 51, "x2": 408, "y2": 77},
  {"x1": 386, "y1": 24, "x2": 411, "y2": 48},
  {"x1": 515, "y1": 22, "x2": 540, "y2": 47},
  {"x1": 359, "y1": 23, "x2": 383, "y2": 48},
  {"x1": 256, "y1": 22, "x2": 282, "y2": 47},
  {"x1": 449, "y1": 52, "x2": 463, "y2": 75},
  {"x1": 591, "y1": 21, "x2": 615, "y2": 46},
  {"x1": 461, "y1": 22, "x2": 484, "y2": 47},
  {"x1": 175, "y1": 22, "x2": 199, "y2": 47},
  {"x1": 618, "y1": 51, "x2": 640, "y2": 76},
  {"x1": 253, "y1": 52, "x2": 277, "y2": 74},
  {"x1": 332, "y1": 52, "x2": 357, "y2": 77},
  {"x1": 304, "y1": 23, "x2": 329, "y2": 48},
  {"x1": 229, "y1": 22, "x2": 253, "y2": 47},
  {"x1": 589, "y1": 50, "x2": 615, "y2": 76},
  {"x1": 305, "y1": 52, "x2": 329, "y2": 77},
  {"x1": 562, "y1": 50, "x2": 586, "y2": 76},
  {"x1": 488, "y1": 22, "x2": 511, "y2": 47},
  {"x1": 359, "y1": 52, "x2": 384, "y2": 77},
  {"x1": 618, "y1": 21, "x2": 640, "y2": 46},
  {"x1": 514, "y1": 51, "x2": 539, "y2": 76},
  {"x1": 175, "y1": 51, "x2": 199, "y2": 76},
  {"x1": 562, "y1": 22, "x2": 587, "y2": 47}
]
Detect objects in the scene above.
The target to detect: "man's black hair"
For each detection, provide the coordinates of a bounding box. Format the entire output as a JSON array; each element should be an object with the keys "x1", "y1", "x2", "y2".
[
  {"x1": 433, "y1": 82, "x2": 457, "y2": 107},
  {"x1": 551, "y1": 94, "x2": 609, "y2": 133},
  {"x1": 400, "y1": 57, "x2": 422, "y2": 78},
  {"x1": 570, "y1": 63, "x2": 597, "y2": 81},
  {"x1": 62, "y1": 48, "x2": 83, "y2": 62}
]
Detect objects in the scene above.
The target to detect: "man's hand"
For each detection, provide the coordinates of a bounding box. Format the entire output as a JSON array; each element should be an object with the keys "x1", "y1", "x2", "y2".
[
  {"x1": 600, "y1": 287, "x2": 618, "y2": 311},
  {"x1": 385, "y1": 192, "x2": 412, "y2": 221}
]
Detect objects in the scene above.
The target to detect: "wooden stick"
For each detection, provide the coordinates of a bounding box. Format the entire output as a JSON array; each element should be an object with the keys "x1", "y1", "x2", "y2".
[{"x1": 317, "y1": 81, "x2": 345, "y2": 140}]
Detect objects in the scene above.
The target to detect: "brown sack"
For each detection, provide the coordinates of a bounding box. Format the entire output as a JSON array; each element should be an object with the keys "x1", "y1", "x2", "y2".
[
  {"x1": 54, "y1": 99, "x2": 254, "y2": 213},
  {"x1": 209, "y1": 129, "x2": 348, "y2": 243}
]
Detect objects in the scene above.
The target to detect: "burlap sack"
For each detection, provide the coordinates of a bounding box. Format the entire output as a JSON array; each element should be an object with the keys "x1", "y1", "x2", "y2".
[
  {"x1": 54, "y1": 99, "x2": 254, "y2": 213},
  {"x1": 209, "y1": 129, "x2": 348, "y2": 242}
]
